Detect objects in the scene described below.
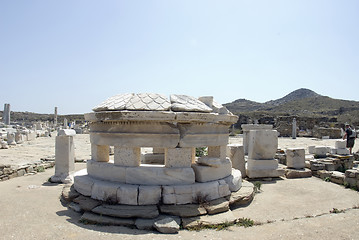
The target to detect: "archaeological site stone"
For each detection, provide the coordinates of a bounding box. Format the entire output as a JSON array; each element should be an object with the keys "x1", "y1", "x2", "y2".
[
  {"x1": 286, "y1": 148, "x2": 305, "y2": 169},
  {"x1": 241, "y1": 124, "x2": 273, "y2": 155},
  {"x1": 73, "y1": 93, "x2": 239, "y2": 207},
  {"x1": 50, "y1": 129, "x2": 76, "y2": 183}
]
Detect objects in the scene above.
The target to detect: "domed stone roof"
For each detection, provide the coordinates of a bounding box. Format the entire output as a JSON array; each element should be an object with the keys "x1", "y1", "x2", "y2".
[{"x1": 93, "y1": 93, "x2": 231, "y2": 114}]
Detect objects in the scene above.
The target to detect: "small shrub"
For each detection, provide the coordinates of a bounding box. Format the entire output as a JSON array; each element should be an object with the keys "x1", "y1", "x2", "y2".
[
  {"x1": 36, "y1": 166, "x2": 45, "y2": 172},
  {"x1": 324, "y1": 177, "x2": 331, "y2": 182},
  {"x1": 195, "y1": 147, "x2": 207, "y2": 157},
  {"x1": 236, "y1": 218, "x2": 254, "y2": 228},
  {"x1": 330, "y1": 208, "x2": 344, "y2": 214}
]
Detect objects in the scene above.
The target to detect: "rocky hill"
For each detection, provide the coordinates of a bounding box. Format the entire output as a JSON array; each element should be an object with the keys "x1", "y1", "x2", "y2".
[{"x1": 224, "y1": 88, "x2": 359, "y2": 126}]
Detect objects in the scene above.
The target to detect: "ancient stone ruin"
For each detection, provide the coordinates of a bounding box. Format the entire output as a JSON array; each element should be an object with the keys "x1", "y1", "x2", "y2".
[{"x1": 68, "y1": 93, "x2": 253, "y2": 232}]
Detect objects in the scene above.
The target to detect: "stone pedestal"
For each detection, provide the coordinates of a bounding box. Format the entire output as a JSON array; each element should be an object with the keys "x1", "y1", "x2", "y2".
[
  {"x1": 51, "y1": 129, "x2": 76, "y2": 183},
  {"x1": 227, "y1": 144, "x2": 246, "y2": 178},
  {"x1": 241, "y1": 124, "x2": 273, "y2": 155},
  {"x1": 246, "y1": 130, "x2": 283, "y2": 178},
  {"x1": 7, "y1": 132, "x2": 16, "y2": 145},
  {"x1": 114, "y1": 147, "x2": 141, "y2": 167},
  {"x1": 286, "y1": 148, "x2": 305, "y2": 169}
]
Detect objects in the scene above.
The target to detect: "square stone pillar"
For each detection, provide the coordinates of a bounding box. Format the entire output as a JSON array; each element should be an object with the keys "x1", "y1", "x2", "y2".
[
  {"x1": 165, "y1": 147, "x2": 194, "y2": 167},
  {"x1": 227, "y1": 144, "x2": 246, "y2": 178},
  {"x1": 208, "y1": 146, "x2": 227, "y2": 161},
  {"x1": 114, "y1": 146, "x2": 141, "y2": 167},
  {"x1": 91, "y1": 144, "x2": 109, "y2": 162},
  {"x1": 241, "y1": 124, "x2": 273, "y2": 155},
  {"x1": 51, "y1": 129, "x2": 76, "y2": 183}
]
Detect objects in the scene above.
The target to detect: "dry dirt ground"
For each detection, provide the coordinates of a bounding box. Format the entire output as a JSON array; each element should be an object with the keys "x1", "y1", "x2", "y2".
[{"x1": 1, "y1": 134, "x2": 359, "y2": 240}]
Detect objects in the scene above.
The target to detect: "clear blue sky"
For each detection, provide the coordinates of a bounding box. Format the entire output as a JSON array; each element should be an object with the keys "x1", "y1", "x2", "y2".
[{"x1": 1, "y1": 0, "x2": 358, "y2": 114}]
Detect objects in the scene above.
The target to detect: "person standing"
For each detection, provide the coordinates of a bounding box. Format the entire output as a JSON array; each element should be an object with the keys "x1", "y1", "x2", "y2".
[{"x1": 343, "y1": 123, "x2": 356, "y2": 154}]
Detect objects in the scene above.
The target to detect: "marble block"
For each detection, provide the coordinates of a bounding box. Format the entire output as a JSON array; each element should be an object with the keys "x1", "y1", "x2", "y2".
[
  {"x1": 138, "y1": 185, "x2": 162, "y2": 205},
  {"x1": 73, "y1": 174, "x2": 94, "y2": 197},
  {"x1": 114, "y1": 146, "x2": 141, "y2": 167},
  {"x1": 308, "y1": 146, "x2": 315, "y2": 154},
  {"x1": 91, "y1": 144, "x2": 109, "y2": 162},
  {"x1": 165, "y1": 147, "x2": 194, "y2": 168},
  {"x1": 87, "y1": 160, "x2": 126, "y2": 183},
  {"x1": 246, "y1": 159, "x2": 279, "y2": 170},
  {"x1": 191, "y1": 158, "x2": 232, "y2": 182},
  {"x1": 223, "y1": 169, "x2": 242, "y2": 192},
  {"x1": 227, "y1": 144, "x2": 246, "y2": 178},
  {"x1": 208, "y1": 146, "x2": 227, "y2": 161},
  {"x1": 286, "y1": 148, "x2": 305, "y2": 169},
  {"x1": 91, "y1": 180, "x2": 119, "y2": 202},
  {"x1": 314, "y1": 146, "x2": 328, "y2": 157},
  {"x1": 117, "y1": 184, "x2": 138, "y2": 205},
  {"x1": 337, "y1": 148, "x2": 350, "y2": 155},
  {"x1": 126, "y1": 165, "x2": 195, "y2": 185},
  {"x1": 52, "y1": 135, "x2": 75, "y2": 183},
  {"x1": 335, "y1": 140, "x2": 347, "y2": 149},
  {"x1": 246, "y1": 168, "x2": 285, "y2": 179},
  {"x1": 248, "y1": 130, "x2": 278, "y2": 160}
]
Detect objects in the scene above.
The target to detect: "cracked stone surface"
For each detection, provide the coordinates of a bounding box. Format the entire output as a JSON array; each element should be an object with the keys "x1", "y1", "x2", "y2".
[{"x1": 170, "y1": 94, "x2": 213, "y2": 112}]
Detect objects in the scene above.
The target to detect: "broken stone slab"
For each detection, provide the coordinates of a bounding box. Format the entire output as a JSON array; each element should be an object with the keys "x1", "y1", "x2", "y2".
[
  {"x1": 170, "y1": 94, "x2": 213, "y2": 112},
  {"x1": 317, "y1": 170, "x2": 333, "y2": 180},
  {"x1": 182, "y1": 210, "x2": 236, "y2": 229},
  {"x1": 80, "y1": 212, "x2": 135, "y2": 227},
  {"x1": 153, "y1": 216, "x2": 181, "y2": 234},
  {"x1": 222, "y1": 169, "x2": 242, "y2": 192},
  {"x1": 159, "y1": 204, "x2": 207, "y2": 217},
  {"x1": 227, "y1": 180, "x2": 254, "y2": 206},
  {"x1": 73, "y1": 195, "x2": 102, "y2": 212},
  {"x1": 330, "y1": 171, "x2": 345, "y2": 185},
  {"x1": 92, "y1": 204, "x2": 159, "y2": 219},
  {"x1": 61, "y1": 184, "x2": 80, "y2": 202},
  {"x1": 191, "y1": 158, "x2": 232, "y2": 182},
  {"x1": 68, "y1": 202, "x2": 82, "y2": 213},
  {"x1": 135, "y1": 215, "x2": 171, "y2": 230},
  {"x1": 285, "y1": 168, "x2": 312, "y2": 179},
  {"x1": 204, "y1": 197, "x2": 230, "y2": 215},
  {"x1": 227, "y1": 144, "x2": 246, "y2": 178}
]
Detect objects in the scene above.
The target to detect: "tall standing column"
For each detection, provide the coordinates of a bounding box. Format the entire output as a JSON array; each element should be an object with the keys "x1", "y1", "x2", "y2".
[
  {"x1": 3, "y1": 103, "x2": 10, "y2": 125},
  {"x1": 54, "y1": 107, "x2": 58, "y2": 126},
  {"x1": 292, "y1": 118, "x2": 297, "y2": 139}
]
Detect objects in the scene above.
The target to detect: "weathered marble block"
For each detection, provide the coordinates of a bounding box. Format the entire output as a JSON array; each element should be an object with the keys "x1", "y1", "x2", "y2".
[
  {"x1": 286, "y1": 148, "x2": 305, "y2": 169},
  {"x1": 241, "y1": 124, "x2": 273, "y2": 155},
  {"x1": 335, "y1": 140, "x2": 347, "y2": 149},
  {"x1": 138, "y1": 186, "x2": 162, "y2": 205},
  {"x1": 126, "y1": 165, "x2": 195, "y2": 185},
  {"x1": 91, "y1": 144, "x2": 109, "y2": 162},
  {"x1": 314, "y1": 146, "x2": 328, "y2": 157},
  {"x1": 91, "y1": 180, "x2": 119, "y2": 202},
  {"x1": 223, "y1": 169, "x2": 242, "y2": 192},
  {"x1": 246, "y1": 159, "x2": 279, "y2": 170},
  {"x1": 114, "y1": 146, "x2": 141, "y2": 167},
  {"x1": 191, "y1": 158, "x2": 232, "y2": 182},
  {"x1": 308, "y1": 146, "x2": 315, "y2": 154},
  {"x1": 337, "y1": 148, "x2": 350, "y2": 155},
  {"x1": 164, "y1": 147, "x2": 194, "y2": 168},
  {"x1": 248, "y1": 130, "x2": 278, "y2": 160},
  {"x1": 117, "y1": 184, "x2": 138, "y2": 205},
  {"x1": 51, "y1": 134, "x2": 75, "y2": 183},
  {"x1": 73, "y1": 172, "x2": 94, "y2": 197},
  {"x1": 87, "y1": 160, "x2": 126, "y2": 183},
  {"x1": 227, "y1": 144, "x2": 245, "y2": 178}
]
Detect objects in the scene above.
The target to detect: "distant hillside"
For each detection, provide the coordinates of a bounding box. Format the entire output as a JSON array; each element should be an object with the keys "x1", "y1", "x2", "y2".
[
  {"x1": 264, "y1": 88, "x2": 320, "y2": 106},
  {"x1": 224, "y1": 88, "x2": 359, "y2": 125}
]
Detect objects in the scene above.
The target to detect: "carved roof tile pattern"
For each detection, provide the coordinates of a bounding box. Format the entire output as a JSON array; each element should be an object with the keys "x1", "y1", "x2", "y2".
[
  {"x1": 170, "y1": 94, "x2": 213, "y2": 113},
  {"x1": 92, "y1": 93, "x2": 231, "y2": 114}
]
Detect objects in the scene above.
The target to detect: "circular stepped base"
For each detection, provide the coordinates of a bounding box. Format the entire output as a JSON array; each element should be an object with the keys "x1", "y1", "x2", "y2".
[{"x1": 62, "y1": 181, "x2": 254, "y2": 233}]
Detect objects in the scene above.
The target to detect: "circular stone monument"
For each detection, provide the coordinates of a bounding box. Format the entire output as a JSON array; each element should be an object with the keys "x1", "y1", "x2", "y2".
[{"x1": 74, "y1": 93, "x2": 242, "y2": 207}]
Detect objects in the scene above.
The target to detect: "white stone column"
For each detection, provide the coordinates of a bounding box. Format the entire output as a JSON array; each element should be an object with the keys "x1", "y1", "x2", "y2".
[
  {"x1": 3, "y1": 103, "x2": 10, "y2": 125},
  {"x1": 91, "y1": 144, "x2": 109, "y2": 162},
  {"x1": 227, "y1": 144, "x2": 246, "y2": 178},
  {"x1": 64, "y1": 118, "x2": 68, "y2": 129},
  {"x1": 292, "y1": 118, "x2": 297, "y2": 139},
  {"x1": 54, "y1": 107, "x2": 58, "y2": 126},
  {"x1": 208, "y1": 146, "x2": 227, "y2": 161},
  {"x1": 51, "y1": 129, "x2": 76, "y2": 183},
  {"x1": 114, "y1": 146, "x2": 141, "y2": 167},
  {"x1": 165, "y1": 147, "x2": 194, "y2": 167}
]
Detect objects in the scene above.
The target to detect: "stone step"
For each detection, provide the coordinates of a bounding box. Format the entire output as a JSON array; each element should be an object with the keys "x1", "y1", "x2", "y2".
[
  {"x1": 80, "y1": 212, "x2": 135, "y2": 227},
  {"x1": 92, "y1": 204, "x2": 159, "y2": 219},
  {"x1": 182, "y1": 210, "x2": 237, "y2": 229},
  {"x1": 159, "y1": 204, "x2": 207, "y2": 217}
]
